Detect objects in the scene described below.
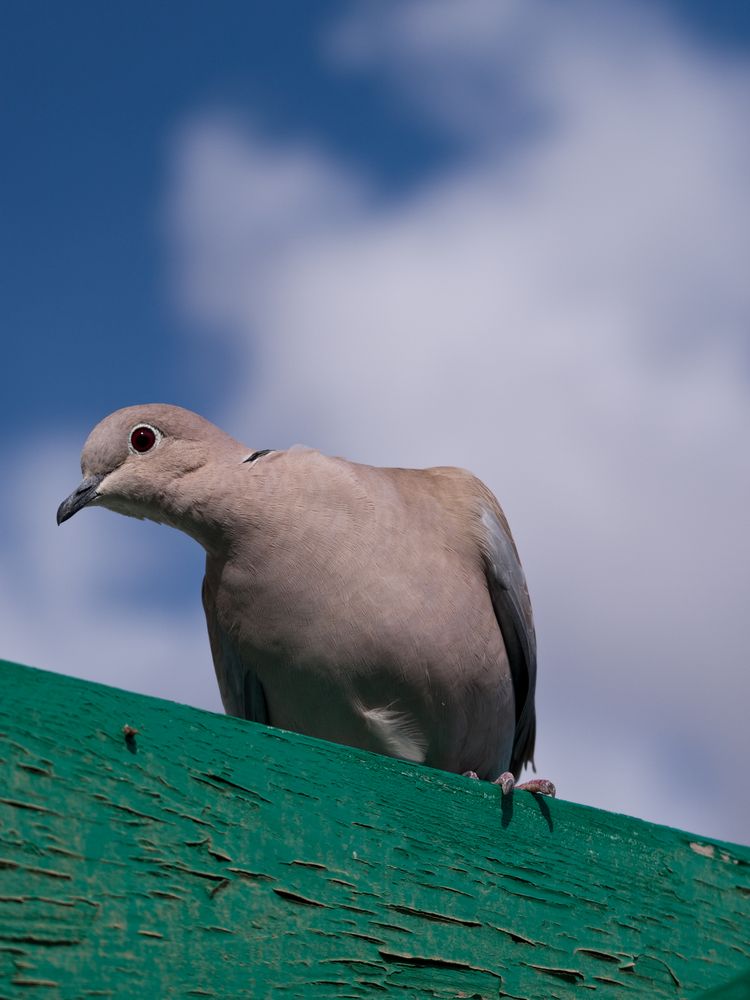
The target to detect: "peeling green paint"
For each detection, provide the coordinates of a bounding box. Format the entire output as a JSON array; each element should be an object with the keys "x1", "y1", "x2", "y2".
[
  {"x1": 693, "y1": 968, "x2": 750, "y2": 999},
  {"x1": 0, "y1": 659, "x2": 748, "y2": 998}
]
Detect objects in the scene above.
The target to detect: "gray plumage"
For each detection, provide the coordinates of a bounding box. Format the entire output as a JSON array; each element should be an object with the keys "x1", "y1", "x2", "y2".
[{"x1": 58, "y1": 404, "x2": 538, "y2": 780}]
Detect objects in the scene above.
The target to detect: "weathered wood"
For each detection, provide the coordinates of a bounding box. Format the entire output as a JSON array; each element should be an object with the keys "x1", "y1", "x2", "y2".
[
  {"x1": 694, "y1": 968, "x2": 750, "y2": 999},
  {"x1": 0, "y1": 659, "x2": 748, "y2": 999}
]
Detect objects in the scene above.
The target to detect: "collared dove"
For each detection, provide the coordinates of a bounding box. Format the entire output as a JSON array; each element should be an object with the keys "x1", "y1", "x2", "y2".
[{"x1": 57, "y1": 404, "x2": 553, "y2": 795}]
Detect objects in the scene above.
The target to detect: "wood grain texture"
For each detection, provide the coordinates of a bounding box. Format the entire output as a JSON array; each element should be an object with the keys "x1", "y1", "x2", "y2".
[
  {"x1": 693, "y1": 968, "x2": 750, "y2": 999},
  {"x1": 0, "y1": 659, "x2": 748, "y2": 999}
]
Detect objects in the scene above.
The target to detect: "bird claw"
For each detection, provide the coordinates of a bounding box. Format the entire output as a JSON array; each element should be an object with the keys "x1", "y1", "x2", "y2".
[
  {"x1": 465, "y1": 769, "x2": 556, "y2": 797},
  {"x1": 516, "y1": 777, "x2": 556, "y2": 797},
  {"x1": 491, "y1": 772, "x2": 556, "y2": 797},
  {"x1": 494, "y1": 771, "x2": 516, "y2": 795}
]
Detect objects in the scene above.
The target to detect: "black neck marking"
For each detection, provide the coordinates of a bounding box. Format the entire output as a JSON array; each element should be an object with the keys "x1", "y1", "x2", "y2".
[{"x1": 243, "y1": 449, "x2": 274, "y2": 464}]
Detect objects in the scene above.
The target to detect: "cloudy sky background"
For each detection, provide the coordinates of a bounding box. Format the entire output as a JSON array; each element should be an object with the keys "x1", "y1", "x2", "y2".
[{"x1": 2, "y1": 1, "x2": 749, "y2": 844}]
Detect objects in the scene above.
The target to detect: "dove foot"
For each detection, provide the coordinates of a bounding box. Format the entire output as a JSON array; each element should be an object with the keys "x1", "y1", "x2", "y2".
[
  {"x1": 519, "y1": 778, "x2": 556, "y2": 796},
  {"x1": 494, "y1": 772, "x2": 556, "y2": 797},
  {"x1": 463, "y1": 770, "x2": 555, "y2": 796}
]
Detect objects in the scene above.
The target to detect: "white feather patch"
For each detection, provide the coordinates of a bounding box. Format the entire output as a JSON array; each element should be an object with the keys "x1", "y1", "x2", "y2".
[{"x1": 360, "y1": 704, "x2": 427, "y2": 763}]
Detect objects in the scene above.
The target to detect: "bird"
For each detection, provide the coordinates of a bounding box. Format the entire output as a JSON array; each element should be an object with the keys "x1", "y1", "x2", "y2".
[{"x1": 57, "y1": 404, "x2": 553, "y2": 795}]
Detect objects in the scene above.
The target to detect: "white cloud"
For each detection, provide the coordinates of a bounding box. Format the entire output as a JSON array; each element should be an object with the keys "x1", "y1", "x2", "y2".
[
  {"x1": 165, "y1": 116, "x2": 366, "y2": 336},
  {"x1": 164, "y1": 1, "x2": 750, "y2": 842}
]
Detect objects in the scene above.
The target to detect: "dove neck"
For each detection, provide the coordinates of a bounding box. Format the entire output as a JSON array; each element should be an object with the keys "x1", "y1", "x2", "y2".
[{"x1": 162, "y1": 458, "x2": 266, "y2": 558}]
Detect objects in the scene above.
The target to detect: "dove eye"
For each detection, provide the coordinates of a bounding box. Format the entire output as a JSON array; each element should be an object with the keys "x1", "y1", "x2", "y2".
[{"x1": 129, "y1": 424, "x2": 160, "y2": 454}]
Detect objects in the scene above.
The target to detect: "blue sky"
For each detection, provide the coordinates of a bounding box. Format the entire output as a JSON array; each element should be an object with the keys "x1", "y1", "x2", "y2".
[{"x1": 2, "y1": 1, "x2": 750, "y2": 844}]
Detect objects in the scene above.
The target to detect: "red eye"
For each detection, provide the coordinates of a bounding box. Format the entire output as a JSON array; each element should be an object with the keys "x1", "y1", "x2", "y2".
[{"x1": 130, "y1": 425, "x2": 157, "y2": 453}]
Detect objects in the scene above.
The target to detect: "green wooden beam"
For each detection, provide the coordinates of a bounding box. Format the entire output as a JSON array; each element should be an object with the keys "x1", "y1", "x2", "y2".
[
  {"x1": 1, "y1": 659, "x2": 748, "y2": 998},
  {"x1": 692, "y1": 968, "x2": 750, "y2": 999}
]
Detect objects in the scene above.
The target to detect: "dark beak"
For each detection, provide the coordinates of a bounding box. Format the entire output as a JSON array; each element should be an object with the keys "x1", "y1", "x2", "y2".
[{"x1": 56, "y1": 475, "x2": 105, "y2": 525}]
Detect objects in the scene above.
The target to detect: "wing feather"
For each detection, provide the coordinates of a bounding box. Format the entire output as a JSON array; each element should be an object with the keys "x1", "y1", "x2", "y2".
[
  {"x1": 201, "y1": 574, "x2": 268, "y2": 724},
  {"x1": 479, "y1": 503, "x2": 537, "y2": 777}
]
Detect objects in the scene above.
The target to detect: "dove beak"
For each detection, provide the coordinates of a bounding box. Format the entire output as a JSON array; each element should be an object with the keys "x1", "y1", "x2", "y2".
[{"x1": 56, "y1": 475, "x2": 105, "y2": 525}]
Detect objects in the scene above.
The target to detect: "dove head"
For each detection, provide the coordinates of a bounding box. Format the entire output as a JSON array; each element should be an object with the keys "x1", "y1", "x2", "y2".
[{"x1": 57, "y1": 404, "x2": 247, "y2": 534}]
